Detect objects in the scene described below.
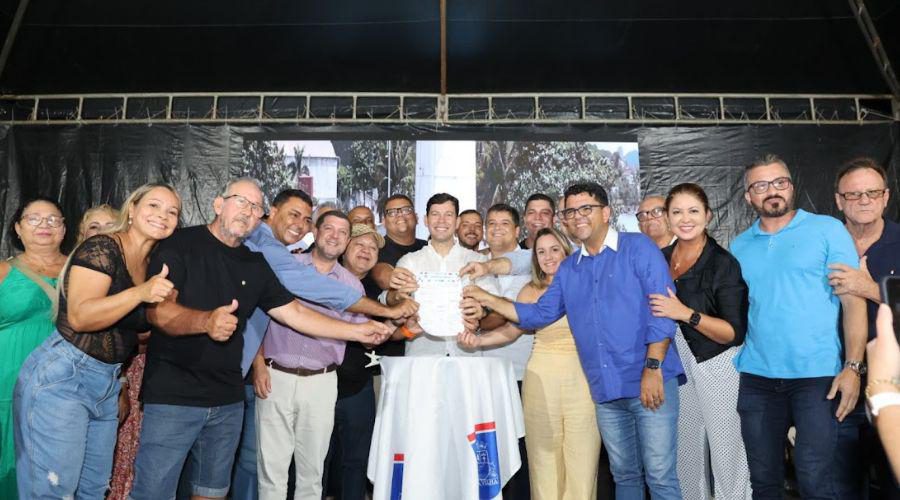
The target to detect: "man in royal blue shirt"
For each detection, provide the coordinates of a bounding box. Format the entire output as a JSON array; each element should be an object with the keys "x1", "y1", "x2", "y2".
[{"x1": 465, "y1": 181, "x2": 686, "y2": 500}]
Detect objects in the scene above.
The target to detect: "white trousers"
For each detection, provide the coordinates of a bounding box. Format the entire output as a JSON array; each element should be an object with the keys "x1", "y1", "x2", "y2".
[
  {"x1": 255, "y1": 367, "x2": 337, "y2": 500},
  {"x1": 674, "y1": 333, "x2": 753, "y2": 500}
]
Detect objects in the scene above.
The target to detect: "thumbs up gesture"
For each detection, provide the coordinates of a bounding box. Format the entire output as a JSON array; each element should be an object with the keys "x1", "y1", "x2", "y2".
[
  {"x1": 206, "y1": 299, "x2": 239, "y2": 342},
  {"x1": 139, "y1": 264, "x2": 175, "y2": 303}
]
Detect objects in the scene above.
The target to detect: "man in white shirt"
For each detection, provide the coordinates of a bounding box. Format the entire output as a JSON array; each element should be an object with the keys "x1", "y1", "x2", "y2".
[
  {"x1": 479, "y1": 203, "x2": 533, "y2": 378},
  {"x1": 389, "y1": 193, "x2": 502, "y2": 357}
]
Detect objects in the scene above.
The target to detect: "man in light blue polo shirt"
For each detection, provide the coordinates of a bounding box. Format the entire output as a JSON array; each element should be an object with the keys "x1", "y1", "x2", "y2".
[{"x1": 730, "y1": 155, "x2": 868, "y2": 500}]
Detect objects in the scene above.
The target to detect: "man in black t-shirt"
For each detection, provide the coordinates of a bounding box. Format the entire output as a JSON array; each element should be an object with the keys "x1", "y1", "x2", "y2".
[
  {"x1": 369, "y1": 194, "x2": 427, "y2": 359},
  {"x1": 129, "y1": 178, "x2": 392, "y2": 500}
]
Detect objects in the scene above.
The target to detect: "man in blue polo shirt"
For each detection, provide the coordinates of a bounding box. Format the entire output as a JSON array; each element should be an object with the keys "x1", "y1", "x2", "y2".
[
  {"x1": 464, "y1": 181, "x2": 685, "y2": 500},
  {"x1": 730, "y1": 155, "x2": 868, "y2": 500},
  {"x1": 827, "y1": 157, "x2": 900, "y2": 499}
]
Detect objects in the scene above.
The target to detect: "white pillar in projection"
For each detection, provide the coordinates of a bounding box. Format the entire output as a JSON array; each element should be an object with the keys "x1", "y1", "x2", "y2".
[{"x1": 413, "y1": 141, "x2": 477, "y2": 240}]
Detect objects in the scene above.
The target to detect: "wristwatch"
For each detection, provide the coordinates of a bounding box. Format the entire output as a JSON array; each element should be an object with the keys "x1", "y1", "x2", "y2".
[
  {"x1": 845, "y1": 360, "x2": 867, "y2": 376},
  {"x1": 688, "y1": 311, "x2": 701, "y2": 327},
  {"x1": 645, "y1": 358, "x2": 661, "y2": 370}
]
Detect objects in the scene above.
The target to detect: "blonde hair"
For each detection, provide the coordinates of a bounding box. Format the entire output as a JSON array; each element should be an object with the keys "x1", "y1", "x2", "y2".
[
  {"x1": 530, "y1": 227, "x2": 573, "y2": 289},
  {"x1": 76, "y1": 204, "x2": 120, "y2": 245},
  {"x1": 58, "y1": 183, "x2": 181, "y2": 307}
]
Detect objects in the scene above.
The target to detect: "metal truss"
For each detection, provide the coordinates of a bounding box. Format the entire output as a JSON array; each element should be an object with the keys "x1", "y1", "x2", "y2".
[{"x1": 0, "y1": 92, "x2": 896, "y2": 126}]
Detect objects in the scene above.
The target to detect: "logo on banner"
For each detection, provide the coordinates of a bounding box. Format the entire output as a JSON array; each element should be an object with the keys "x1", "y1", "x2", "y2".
[
  {"x1": 467, "y1": 422, "x2": 501, "y2": 499},
  {"x1": 389, "y1": 453, "x2": 404, "y2": 500}
]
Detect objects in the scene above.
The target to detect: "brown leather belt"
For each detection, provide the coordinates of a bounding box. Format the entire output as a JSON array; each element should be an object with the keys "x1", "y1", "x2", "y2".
[{"x1": 266, "y1": 359, "x2": 338, "y2": 377}]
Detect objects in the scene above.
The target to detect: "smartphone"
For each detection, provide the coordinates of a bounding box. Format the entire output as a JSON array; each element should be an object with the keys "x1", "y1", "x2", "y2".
[{"x1": 880, "y1": 275, "x2": 900, "y2": 342}]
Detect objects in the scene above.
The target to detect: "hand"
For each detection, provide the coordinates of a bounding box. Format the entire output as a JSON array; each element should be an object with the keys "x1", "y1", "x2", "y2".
[
  {"x1": 827, "y1": 367, "x2": 861, "y2": 421},
  {"x1": 462, "y1": 315, "x2": 480, "y2": 334},
  {"x1": 354, "y1": 320, "x2": 394, "y2": 345},
  {"x1": 457, "y1": 330, "x2": 482, "y2": 349},
  {"x1": 828, "y1": 257, "x2": 878, "y2": 300},
  {"x1": 462, "y1": 285, "x2": 493, "y2": 306},
  {"x1": 389, "y1": 267, "x2": 418, "y2": 293},
  {"x1": 640, "y1": 368, "x2": 665, "y2": 411},
  {"x1": 649, "y1": 288, "x2": 692, "y2": 322},
  {"x1": 404, "y1": 315, "x2": 425, "y2": 336},
  {"x1": 253, "y1": 365, "x2": 272, "y2": 399},
  {"x1": 460, "y1": 297, "x2": 485, "y2": 321},
  {"x1": 139, "y1": 264, "x2": 175, "y2": 303},
  {"x1": 459, "y1": 261, "x2": 490, "y2": 280},
  {"x1": 117, "y1": 384, "x2": 130, "y2": 425},
  {"x1": 206, "y1": 299, "x2": 239, "y2": 341},
  {"x1": 867, "y1": 304, "x2": 900, "y2": 396},
  {"x1": 387, "y1": 298, "x2": 419, "y2": 319}
]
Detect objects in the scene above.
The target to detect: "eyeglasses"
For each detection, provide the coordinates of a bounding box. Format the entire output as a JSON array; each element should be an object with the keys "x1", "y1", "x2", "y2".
[
  {"x1": 223, "y1": 194, "x2": 265, "y2": 217},
  {"x1": 838, "y1": 189, "x2": 887, "y2": 201},
  {"x1": 385, "y1": 206, "x2": 414, "y2": 218},
  {"x1": 636, "y1": 206, "x2": 665, "y2": 222},
  {"x1": 747, "y1": 177, "x2": 792, "y2": 194},
  {"x1": 560, "y1": 204, "x2": 605, "y2": 220},
  {"x1": 20, "y1": 214, "x2": 64, "y2": 228}
]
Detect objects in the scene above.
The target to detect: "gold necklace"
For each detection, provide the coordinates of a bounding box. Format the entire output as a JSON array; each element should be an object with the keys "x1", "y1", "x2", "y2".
[{"x1": 671, "y1": 236, "x2": 706, "y2": 274}]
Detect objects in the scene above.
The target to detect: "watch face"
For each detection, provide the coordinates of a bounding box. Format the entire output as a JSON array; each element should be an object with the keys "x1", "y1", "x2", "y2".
[{"x1": 645, "y1": 358, "x2": 661, "y2": 369}]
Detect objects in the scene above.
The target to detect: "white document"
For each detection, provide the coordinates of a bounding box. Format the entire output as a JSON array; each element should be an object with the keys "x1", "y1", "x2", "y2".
[{"x1": 415, "y1": 271, "x2": 467, "y2": 337}]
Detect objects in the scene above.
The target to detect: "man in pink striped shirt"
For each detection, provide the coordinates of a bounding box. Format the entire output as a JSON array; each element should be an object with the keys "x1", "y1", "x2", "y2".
[{"x1": 252, "y1": 210, "x2": 370, "y2": 500}]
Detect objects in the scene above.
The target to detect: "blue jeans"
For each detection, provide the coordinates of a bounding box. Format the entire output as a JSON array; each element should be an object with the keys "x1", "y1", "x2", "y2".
[
  {"x1": 737, "y1": 373, "x2": 838, "y2": 500},
  {"x1": 594, "y1": 377, "x2": 681, "y2": 500},
  {"x1": 129, "y1": 401, "x2": 243, "y2": 500},
  {"x1": 325, "y1": 378, "x2": 376, "y2": 500},
  {"x1": 231, "y1": 384, "x2": 259, "y2": 500},
  {"x1": 13, "y1": 332, "x2": 121, "y2": 500}
]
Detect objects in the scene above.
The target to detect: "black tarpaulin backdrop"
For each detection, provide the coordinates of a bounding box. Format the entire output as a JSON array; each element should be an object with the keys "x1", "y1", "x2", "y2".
[{"x1": 1, "y1": 123, "x2": 898, "y2": 257}]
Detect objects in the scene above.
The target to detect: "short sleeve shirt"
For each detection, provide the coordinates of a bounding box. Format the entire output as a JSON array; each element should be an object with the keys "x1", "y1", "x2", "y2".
[
  {"x1": 58, "y1": 234, "x2": 150, "y2": 363},
  {"x1": 142, "y1": 225, "x2": 294, "y2": 407},
  {"x1": 731, "y1": 210, "x2": 859, "y2": 378}
]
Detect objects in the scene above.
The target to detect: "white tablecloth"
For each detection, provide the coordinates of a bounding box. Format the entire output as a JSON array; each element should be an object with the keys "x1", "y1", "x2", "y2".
[{"x1": 367, "y1": 356, "x2": 526, "y2": 500}]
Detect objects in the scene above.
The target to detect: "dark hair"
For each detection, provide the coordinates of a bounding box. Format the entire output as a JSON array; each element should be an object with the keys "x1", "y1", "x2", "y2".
[
  {"x1": 834, "y1": 157, "x2": 889, "y2": 192},
  {"x1": 8, "y1": 196, "x2": 64, "y2": 251},
  {"x1": 314, "y1": 210, "x2": 351, "y2": 230},
  {"x1": 382, "y1": 194, "x2": 414, "y2": 216},
  {"x1": 459, "y1": 209, "x2": 482, "y2": 221},
  {"x1": 744, "y1": 154, "x2": 791, "y2": 186},
  {"x1": 425, "y1": 193, "x2": 459, "y2": 216},
  {"x1": 524, "y1": 193, "x2": 556, "y2": 214},
  {"x1": 563, "y1": 182, "x2": 609, "y2": 207},
  {"x1": 665, "y1": 183, "x2": 711, "y2": 214},
  {"x1": 486, "y1": 203, "x2": 520, "y2": 227},
  {"x1": 272, "y1": 189, "x2": 313, "y2": 210}
]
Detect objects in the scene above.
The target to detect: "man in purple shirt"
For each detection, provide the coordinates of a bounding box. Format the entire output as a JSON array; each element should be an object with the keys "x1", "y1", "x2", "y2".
[{"x1": 251, "y1": 210, "x2": 370, "y2": 500}]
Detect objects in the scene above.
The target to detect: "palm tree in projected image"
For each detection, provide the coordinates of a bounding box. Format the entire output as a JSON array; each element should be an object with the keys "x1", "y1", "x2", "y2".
[
  {"x1": 239, "y1": 139, "x2": 298, "y2": 203},
  {"x1": 334, "y1": 140, "x2": 416, "y2": 212},
  {"x1": 477, "y1": 142, "x2": 633, "y2": 230}
]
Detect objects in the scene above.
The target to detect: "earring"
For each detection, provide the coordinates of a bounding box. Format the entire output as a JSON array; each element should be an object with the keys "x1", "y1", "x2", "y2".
[{"x1": 128, "y1": 217, "x2": 133, "y2": 225}]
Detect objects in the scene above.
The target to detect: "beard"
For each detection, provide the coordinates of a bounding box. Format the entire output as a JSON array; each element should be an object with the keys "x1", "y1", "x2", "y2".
[{"x1": 752, "y1": 194, "x2": 793, "y2": 218}]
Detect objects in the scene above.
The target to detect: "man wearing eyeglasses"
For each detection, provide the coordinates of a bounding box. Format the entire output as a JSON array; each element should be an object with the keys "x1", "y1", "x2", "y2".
[
  {"x1": 466, "y1": 181, "x2": 686, "y2": 500},
  {"x1": 730, "y1": 155, "x2": 868, "y2": 500},
  {"x1": 132, "y1": 178, "x2": 394, "y2": 500},
  {"x1": 828, "y1": 157, "x2": 900, "y2": 499},
  {"x1": 637, "y1": 195, "x2": 676, "y2": 249}
]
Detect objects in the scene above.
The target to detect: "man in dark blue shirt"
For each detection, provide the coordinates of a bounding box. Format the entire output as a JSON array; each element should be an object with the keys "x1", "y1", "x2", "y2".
[
  {"x1": 465, "y1": 182, "x2": 685, "y2": 500},
  {"x1": 828, "y1": 157, "x2": 900, "y2": 499}
]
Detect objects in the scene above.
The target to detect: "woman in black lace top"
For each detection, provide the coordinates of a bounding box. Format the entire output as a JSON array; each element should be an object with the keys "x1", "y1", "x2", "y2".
[{"x1": 13, "y1": 183, "x2": 181, "y2": 499}]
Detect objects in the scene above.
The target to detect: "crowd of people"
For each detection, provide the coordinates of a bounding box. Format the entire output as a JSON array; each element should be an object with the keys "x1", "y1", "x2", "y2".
[{"x1": 0, "y1": 154, "x2": 898, "y2": 500}]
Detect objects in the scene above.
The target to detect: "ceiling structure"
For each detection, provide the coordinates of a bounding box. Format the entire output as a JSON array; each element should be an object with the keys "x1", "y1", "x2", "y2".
[{"x1": 0, "y1": 0, "x2": 897, "y2": 96}]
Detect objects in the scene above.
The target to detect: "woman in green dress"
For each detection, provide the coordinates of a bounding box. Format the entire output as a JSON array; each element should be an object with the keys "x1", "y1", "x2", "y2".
[{"x1": 0, "y1": 197, "x2": 67, "y2": 500}]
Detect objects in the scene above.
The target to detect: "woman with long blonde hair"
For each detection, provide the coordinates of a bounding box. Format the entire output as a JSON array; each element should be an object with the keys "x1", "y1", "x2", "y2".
[
  {"x1": 460, "y1": 227, "x2": 601, "y2": 499},
  {"x1": 13, "y1": 183, "x2": 181, "y2": 499}
]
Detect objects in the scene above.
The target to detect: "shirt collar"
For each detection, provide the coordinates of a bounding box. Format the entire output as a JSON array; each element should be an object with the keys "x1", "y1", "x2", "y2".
[
  {"x1": 577, "y1": 227, "x2": 619, "y2": 263},
  {"x1": 750, "y1": 208, "x2": 808, "y2": 236},
  {"x1": 296, "y1": 251, "x2": 341, "y2": 278}
]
